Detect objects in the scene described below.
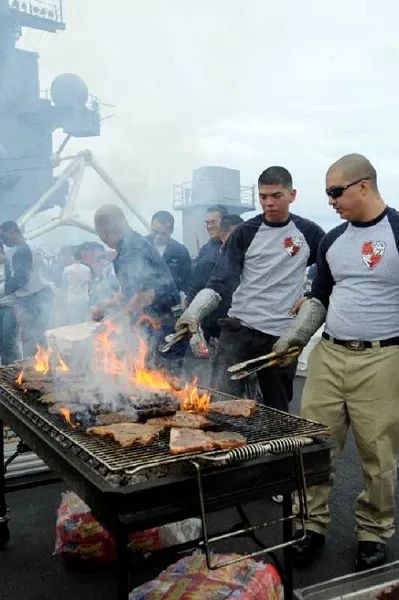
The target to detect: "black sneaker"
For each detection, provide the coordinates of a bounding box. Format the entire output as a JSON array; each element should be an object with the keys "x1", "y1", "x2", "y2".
[
  {"x1": 355, "y1": 541, "x2": 386, "y2": 572},
  {"x1": 290, "y1": 530, "x2": 325, "y2": 568}
]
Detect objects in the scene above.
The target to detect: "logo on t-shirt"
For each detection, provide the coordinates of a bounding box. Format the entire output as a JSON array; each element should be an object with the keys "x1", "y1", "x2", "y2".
[
  {"x1": 361, "y1": 240, "x2": 385, "y2": 269},
  {"x1": 284, "y1": 236, "x2": 303, "y2": 257}
]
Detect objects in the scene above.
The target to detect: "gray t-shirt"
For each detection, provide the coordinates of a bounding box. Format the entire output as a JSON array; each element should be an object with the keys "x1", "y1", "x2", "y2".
[
  {"x1": 208, "y1": 213, "x2": 324, "y2": 337},
  {"x1": 312, "y1": 207, "x2": 399, "y2": 340}
]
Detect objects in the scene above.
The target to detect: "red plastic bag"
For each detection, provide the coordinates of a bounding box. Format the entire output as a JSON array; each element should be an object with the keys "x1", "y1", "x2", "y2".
[
  {"x1": 129, "y1": 552, "x2": 283, "y2": 599},
  {"x1": 55, "y1": 492, "x2": 202, "y2": 565}
]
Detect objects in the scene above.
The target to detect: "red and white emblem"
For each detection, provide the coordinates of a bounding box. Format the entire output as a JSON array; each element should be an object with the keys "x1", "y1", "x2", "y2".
[
  {"x1": 284, "y1": 236, "x2": 303, "y2": 257},
  {"x1": 361, "y1": 240, "x2": 385, "y2": 269}
]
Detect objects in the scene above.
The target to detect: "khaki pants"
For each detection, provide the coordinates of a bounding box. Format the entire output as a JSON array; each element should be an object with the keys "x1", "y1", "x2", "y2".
[{"x1": 299, "y1": 338, "x2": 399, "y2": 543}]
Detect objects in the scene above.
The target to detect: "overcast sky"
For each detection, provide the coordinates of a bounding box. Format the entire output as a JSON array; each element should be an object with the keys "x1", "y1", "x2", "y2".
[{"x1": 16, "y1": 0, "x2": 399, "y2": 239}]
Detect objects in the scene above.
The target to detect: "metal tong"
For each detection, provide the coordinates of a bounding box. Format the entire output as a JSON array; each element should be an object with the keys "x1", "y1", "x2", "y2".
[
  {"x1": 159, "y1": 330, "x2": 187, "y2": 353},
  {"x1": 227, "y1": 346, "x2": 301, "y2": 380}
]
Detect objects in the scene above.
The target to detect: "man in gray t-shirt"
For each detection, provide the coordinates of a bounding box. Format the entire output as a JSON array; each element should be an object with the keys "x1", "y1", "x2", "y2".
[
  {"x1": 274, "y1": 153, "x2": 399, "y2": 572},
  {"x1": 175, "y1": 166, "x2": 324, "y2": 412}
]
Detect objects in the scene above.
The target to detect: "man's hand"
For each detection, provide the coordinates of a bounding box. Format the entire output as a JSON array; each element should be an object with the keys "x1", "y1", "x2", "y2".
[
  {"x1": 124, "y1": 289, "x2": 155, "y2": 316},
  {"x1": 289, "y1": 297, "x2": 306, "y2": 316},
  {"x1": 91, "y1": 293, "x2": 120, "y2": 322},
  {"x1": 91, "y1": 305, "x2": 105, "y2": 322}
]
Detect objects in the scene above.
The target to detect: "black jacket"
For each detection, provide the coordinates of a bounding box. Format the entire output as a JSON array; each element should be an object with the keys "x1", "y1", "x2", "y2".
[
  {"x1": 114, "y1": 230, "x2": 180, "y2": 318},
  {"x1": 187, "y1": 238, "x2": 222, "y2": 303},
  {"x1": 147, "y1": 236, "x2": 192, "y2": 294}
]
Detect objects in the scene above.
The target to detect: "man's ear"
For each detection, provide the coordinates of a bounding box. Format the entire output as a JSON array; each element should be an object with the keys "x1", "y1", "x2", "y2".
[{"x1": 289, "y1": 189, "x2": 297, "y2": 204}]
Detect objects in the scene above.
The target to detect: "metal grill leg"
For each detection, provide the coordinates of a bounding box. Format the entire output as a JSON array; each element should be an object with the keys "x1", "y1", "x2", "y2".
[
  {"x1": 0, "y1": 419, "x2": 10, "y2": 549},
  {"x1": 283, "y1": 492, "x2": 293, "y2": 599},
  {"x1": 115, "y1": 527, "x2": 129, "y2": 600}
]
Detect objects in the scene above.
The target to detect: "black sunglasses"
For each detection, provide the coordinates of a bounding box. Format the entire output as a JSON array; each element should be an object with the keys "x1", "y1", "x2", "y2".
[{"x1": 326, "y1": 177, "x2": 370, "y2": 199}]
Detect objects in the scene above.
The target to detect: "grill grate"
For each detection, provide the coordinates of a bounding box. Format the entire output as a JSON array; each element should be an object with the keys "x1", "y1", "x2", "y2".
[{"x1": 0, "y1": 367, "x2": 328, "y2": 479}]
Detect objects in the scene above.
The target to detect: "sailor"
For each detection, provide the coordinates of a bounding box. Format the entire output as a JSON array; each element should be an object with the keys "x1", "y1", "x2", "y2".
[
  {"x1": 174, "y1": 167, "x2": 324, "y2": 412},
  {"x1": 0, "y1": 221, "x2": 54, "y2": 358},
  {"x1": 93, "y1": 205, "x2": 182, "y2": 372},
  {"x1": 147, "y1": 210, "x2": 192, "y2": 297},
  {"x1": 187, "y1": 204, "x2": 228, "y2": 304},
  {"x1": 273, "y1": 154, "x2": 399, "y2": 571}
]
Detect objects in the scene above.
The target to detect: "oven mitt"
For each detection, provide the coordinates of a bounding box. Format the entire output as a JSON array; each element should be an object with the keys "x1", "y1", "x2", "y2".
[
  {"x1": 189, "y1": 328, "x2": 209, "y2": 359},
  {"x1": 272, "y1": 297, "x2": 326, "y2": 366},
  {"x1": 174, "y1": 288, "x2": 221, "y2": 336}
]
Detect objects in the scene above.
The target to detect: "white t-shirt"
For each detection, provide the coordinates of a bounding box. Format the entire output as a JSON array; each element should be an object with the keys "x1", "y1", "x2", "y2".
[
  {"x1": 62, "y1": 263, "x2": 91, "y2": 305},
  {"x1": 155, "y1": 244, "x2": 167, "y2": 257}
]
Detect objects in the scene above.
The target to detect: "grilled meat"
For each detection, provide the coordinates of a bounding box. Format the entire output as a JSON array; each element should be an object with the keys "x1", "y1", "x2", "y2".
[
  {"x1": 169, "y1": 428, "x2": 215, "y2": 455},
  {"x1": 86, "y1": 423, "x2": 162, "y2": 447},
  {"x1": 146, "y1": 412, "x2": 212, "y2": 430},
  {"x1": 209, "y1": 399, "x2": 257, "y2": 418},
  {"x1": 206, "y1": 431, "x2": 247, "y2": 449},
  {"x1": 38, "y1": 392, "x2": 58, "y2": 405},
  {"x1": 96, "y1": 411, "x2": 139, "y2": 425},
  {"x1": 169, "y1": 427, "x2": 247, "y2": 455}
]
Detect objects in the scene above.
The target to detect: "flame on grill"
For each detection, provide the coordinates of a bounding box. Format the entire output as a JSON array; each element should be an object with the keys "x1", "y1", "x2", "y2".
[
  {"x1": 131, "y1": 331, "x2": 211, "y2": 411},
  {"x1": 178, "y1": 378, "x2": 211, "y2": 413},
  {"x1": 94, "y1": 320, "x2": 127, "y2": 377},
  {"x1": 15, "y1": 370, "x2": 24, "y2": 385},
  {"x1": 25, "y1": 320, "x2": 210, "y2": 425},
  {"x1": 35, "y1": 345, "x2": 50, "y2": 374},
  {"x1": 34, "y1": 345, "x2": 70, "y2": 375},
  {"x1": 57, "y1": 355, "x2": 70, "y2": 373},
  {"x1": 131, "y1": 337, "x2": 171, "y2": 391},
  {"x1": 58, "y1": 407, "x2": 78, "y2": 429}
]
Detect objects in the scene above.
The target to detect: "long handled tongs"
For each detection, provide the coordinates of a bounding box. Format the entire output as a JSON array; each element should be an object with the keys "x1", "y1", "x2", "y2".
[{"x1": 227, "y1": 346, "x2": 301, "y2": 380}]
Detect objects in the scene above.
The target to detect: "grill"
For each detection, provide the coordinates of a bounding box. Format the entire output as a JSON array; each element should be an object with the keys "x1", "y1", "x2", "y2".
[{"x1": 0, "y1": 365, "x2": 332, "y2": 600}]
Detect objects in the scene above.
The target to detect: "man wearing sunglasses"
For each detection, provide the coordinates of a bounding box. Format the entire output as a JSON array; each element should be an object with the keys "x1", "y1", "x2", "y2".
[{"x1": 273, "y1": 153, "x2": 399, "y2": 571}]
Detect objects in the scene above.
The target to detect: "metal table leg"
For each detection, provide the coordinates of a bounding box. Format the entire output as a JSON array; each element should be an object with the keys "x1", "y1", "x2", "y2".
[
  {"x1": 283, "y1": 492, "x2": 293, "y2": 600},
  {"x1": 0, "y1": 419, "x2": 10, "y2": 549},
  {"x1": 115, "y1": 526, "x2": 130, "y2": 600}
]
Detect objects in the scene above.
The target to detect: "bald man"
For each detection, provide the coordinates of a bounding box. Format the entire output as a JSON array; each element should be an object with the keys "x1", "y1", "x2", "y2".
[
  {"x1": 273, "y1": 154, "x2": 399, "y2": 571},
  {"x1": 94, "y1": 205, "x2": 182, "y2": 370}
]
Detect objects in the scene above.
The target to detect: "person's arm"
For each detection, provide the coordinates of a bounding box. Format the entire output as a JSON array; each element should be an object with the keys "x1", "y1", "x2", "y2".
[
  {"x1": 179, "y1": 246, "x2": 192, "y2": 294},
  {"x1": 309, "y1": 234, "x2": 336, "y2": 309},
  {"x1": 60, "y1": 267, "x2": 68, "y2": 292},
  {"x1": 187, "y1": 255, "x2": 212, "y2": 303},
  {"x1": 118, "y1": 237, "x2": 178, "y2": 318},
  {"x1": 272, "y1": 231, "x2": 337, "y2": 359},
  {"x1": 5, "y1": 244, "x2": 32, "y2": 295},
  {"x1": 206, "y1": 228, "x2": 246, "y2": 298},
  {"x1": 175, "y1": 227, "x2": 248, "y2": 335}
]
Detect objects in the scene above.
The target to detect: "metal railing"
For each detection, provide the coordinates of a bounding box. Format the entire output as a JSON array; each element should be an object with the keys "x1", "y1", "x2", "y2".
[
  {"x1": 9, "y1": 0, "x2": 63, "y2": 23},
  {"x1": 173, "y1": 181, "x2": 256, "y2": 211}
]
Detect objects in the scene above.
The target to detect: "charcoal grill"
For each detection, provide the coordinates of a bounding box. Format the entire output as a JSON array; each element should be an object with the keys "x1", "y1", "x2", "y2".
[{"x1": 0, "y1": 366, "x2": 332, "y2": 600}]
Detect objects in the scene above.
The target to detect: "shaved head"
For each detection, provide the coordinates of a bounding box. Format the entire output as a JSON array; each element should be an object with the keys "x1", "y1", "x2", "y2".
[
  {"x1": 94, "y1": 204, "x2": 129, "y2": 248},
  {"x1": 94, "y1": 204, "x2": 128, "y2": 229},
  {"x1": 327, "y1": 153, "x2": 378, "y2": 191}
]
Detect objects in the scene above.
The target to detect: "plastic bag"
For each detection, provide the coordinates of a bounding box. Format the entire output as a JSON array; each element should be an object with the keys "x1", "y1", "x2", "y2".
[
  {"x1": 55, "y1": 492, "x2": 202, "y2": 564},
  {"x1": 129, "y1": 552, "x2": 283, "y2": 599}
]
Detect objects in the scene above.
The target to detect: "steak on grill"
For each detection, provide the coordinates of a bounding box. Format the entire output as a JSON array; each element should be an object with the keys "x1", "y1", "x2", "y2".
[
  {"x1": 206, "y1": 431, "x2": 247, "y2": 449},
  {"x1": 86, "y1": 423, "x2": 162, "y2": 447},
  {"x1": 169, "y1": 428, "x2": 215, "y2": 455},
  {"x1": 169, "y1": 428, "x2": 247, "y2": 454},
  {"x1": 146, "y1": 412, "x2": 213, "y2": 430},
  {"x1": 96, "y1": 411, "x2": 139, "y2": 425},
  {"x1": 209, "y1": 399, "x2": 257, "y2": 418}
]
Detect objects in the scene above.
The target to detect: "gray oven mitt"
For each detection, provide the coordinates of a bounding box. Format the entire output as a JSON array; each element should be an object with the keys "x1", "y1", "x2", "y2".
[
  {"x1": 272, "y1": 297, "x2": 326, "y2": 364},
  {"x1": 174, "y1": 288, "x2": 221, "y2": 338}
]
